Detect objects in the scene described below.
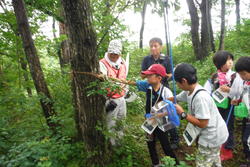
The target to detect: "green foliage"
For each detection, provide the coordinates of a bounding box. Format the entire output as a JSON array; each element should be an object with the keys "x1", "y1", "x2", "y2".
[
  {"x1": 1, "y1": 0, "x2": 250, "y2": 165},
  {"x1": 185, "y1": 153, "x2": 196, "y2": 161},
  {"x1": 0, "y1": 136, "x2": 86, "y2": 167},
  {"x1": 225, "y1": 19, "x2": 250, "y2": 54},
  {"x1": 107, "y1": 115, "x2": 150, "y2": 167},
  {"x1": 91, "y1": 0, "x2": 131, "y2": 57},
  {"x1": 161, "y1": 156, "x2": 191, "y2": 167}
]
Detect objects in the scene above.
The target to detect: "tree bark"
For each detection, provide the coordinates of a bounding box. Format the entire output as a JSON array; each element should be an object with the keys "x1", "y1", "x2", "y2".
[
  {"x1": 208, "y1": 1, "x2": 215, "y2": 52},
  {"x1": 57, "y1": 8, "x2": 71, "y2": 71},
  {"x1": 200, "y1": 0, "x2": 211, "y2": 58},
  {"x1": 60, "y1": 0, "x2": 107, "y2": 165},
  {"x1": 235, "y1": 0, "x2": 240, "y2": 25},
  {"x1": 12, "y1": 0, "x2": 57, "y2": 129},
  {"x1": 59, "y1": 23, "x2": 70, "y2": 68},
  {"x1": 219, "y1": 0, "x2": 225, "y2": 50},
  {"x1": 186, "y1": 0, "x2": 202, "y2": 60},
  {"x1": 139, "y1": 1, "x2": 147, "y2": 49},
  {"x1": 52, "y1": 18, "x2": 56, "y2": 39}
]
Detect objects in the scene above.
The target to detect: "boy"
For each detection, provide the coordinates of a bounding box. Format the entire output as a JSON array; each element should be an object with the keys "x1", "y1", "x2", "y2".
[
  {"x1": 173, "y1": 63, "x2": 228, "y2": 167},
  {"x1": 122, "y1": 64, "x2": 179, "y2": 166},
  {"x1": 235, "y1": 56, "x2": 250, "y2": 167},
  {"x1": 204, "y1": 51, "x2": 242, "y2": 160},
  {"x1": 141, "y1": 37, "x2": 179, "y2": 149}
]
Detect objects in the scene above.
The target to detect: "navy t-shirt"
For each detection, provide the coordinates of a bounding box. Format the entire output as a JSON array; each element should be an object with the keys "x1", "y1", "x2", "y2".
[{"x1": 141, "y1": 54, "x2": 172, "y2": 87}]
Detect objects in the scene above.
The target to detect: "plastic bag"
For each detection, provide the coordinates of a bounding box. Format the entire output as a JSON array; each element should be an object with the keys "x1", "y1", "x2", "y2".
[
  {"x1": 163, "y1": 99, "x2": 180, "y2": 127},
  {"x1": 214, "y1": 97, "x2": 229, "y2": 109},
  {"x1": 234, "y1": 102, "x2": 249, "y2": 118}
]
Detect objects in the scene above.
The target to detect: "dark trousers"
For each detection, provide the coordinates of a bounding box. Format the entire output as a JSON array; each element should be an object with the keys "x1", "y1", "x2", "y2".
[
  {"x1": 168, "y1": 127, "x2": 179, "y2": 144},
  {"x1": 147, "y1": 127, "x2": 179, "y2": 165},
  {"x1": 218, "y1": 107, "x2": 235, "y2": 150},
  {"x1": 242, "y1": 118, "x2": 250, "y2": 158}
]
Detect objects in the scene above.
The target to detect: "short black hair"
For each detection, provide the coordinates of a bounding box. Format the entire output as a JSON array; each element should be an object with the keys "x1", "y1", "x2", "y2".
[
  {"x1": 213, "y1": 51, "x2": 234, "y2": 69},
  {"x1": 149, "y1": 37, "x2": 163, "y2": 46},
  {"x1": 174, "y1": 63, "x2": 197, "y2": 84},
  {"x1": 235, "y1": 56, "x2": 250, "y2": 73}
]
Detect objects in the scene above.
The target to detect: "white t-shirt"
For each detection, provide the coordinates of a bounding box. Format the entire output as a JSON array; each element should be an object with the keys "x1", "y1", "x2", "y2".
[{"x1": 177, "y1": 84, "x2": 229, "y2": 147}]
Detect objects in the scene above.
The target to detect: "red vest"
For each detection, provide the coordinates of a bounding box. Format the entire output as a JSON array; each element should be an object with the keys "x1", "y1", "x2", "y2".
[{"x1": 100, "y1": 58, "x2": 127, "y2": 99}]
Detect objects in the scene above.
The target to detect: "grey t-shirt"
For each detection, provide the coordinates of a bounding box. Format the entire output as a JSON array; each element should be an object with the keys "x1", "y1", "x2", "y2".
[{"x1": 177, "y1": 84, "x2": 229, "y2": 147}]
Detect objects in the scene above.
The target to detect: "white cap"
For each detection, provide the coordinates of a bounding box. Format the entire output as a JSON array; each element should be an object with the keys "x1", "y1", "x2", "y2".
[{"x1": 108, "y1": 40, "x2": 122, "y2": 55}]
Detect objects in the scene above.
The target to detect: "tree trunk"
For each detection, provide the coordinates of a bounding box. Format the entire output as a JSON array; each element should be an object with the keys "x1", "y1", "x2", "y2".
[
  {"x1": 60, "y1": 0, "x2": 107, "y2": 165},
  {"x1": 208, "y1": 1, "x2": 215, "y2": 52},
  {"x1": 200, "y1": 0, "x2": 211, "y2": 59},
  {"x1": 52, "y1": 18, "x2": 56, "y2": 39},
  {"x1": 59, "y1": 22, "x2": 71, "y2": 68},
  {"x1": 219, "y1": 0, "x2": 225, "y2": 50},
  {"x1": 139, "y1": 1, "x2": 147, "y2": 49},
  {"x1": 186, "y1": 0, "x2": 202, "y2": 60},
  {"x1": 12, "y1": 0, "x2": 57, "y2": 129},
  {"x1": 235, "y1": 0, "x2": 240, "y2": 25},
  {"x1": 58, "y1": 8, "x2": 70, "y2": 70}
]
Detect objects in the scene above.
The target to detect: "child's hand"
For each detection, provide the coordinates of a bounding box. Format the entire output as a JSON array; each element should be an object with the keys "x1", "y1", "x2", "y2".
[
  {"x1": 167, "y1": 97, "x2": 174, "y2": 102},
  {"x1": 140, "y1": 73, "x2": 146, "y2": 79},
  {"x1": 156, "y1": 112, "x2": 167, "y2": 118},
  {"x1": 220, "y1": 85, "x2": 230, "y2": 93},
  {"x1": 231, "y1": 99, "x2": 240, "y2": 105},
  {"x1": 175, "y1": 104, "x2": 185, "y2": 115}
]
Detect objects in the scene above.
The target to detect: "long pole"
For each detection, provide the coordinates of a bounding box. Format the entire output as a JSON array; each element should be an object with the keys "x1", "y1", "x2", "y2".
[{"x1": 163, "y1": 0, "x2": 177, "y2": 104}]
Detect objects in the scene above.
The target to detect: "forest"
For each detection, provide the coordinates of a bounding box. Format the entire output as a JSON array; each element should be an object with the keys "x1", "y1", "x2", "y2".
[{"x1": 0, "y1": 0, "x2": 250, "y2": 167}]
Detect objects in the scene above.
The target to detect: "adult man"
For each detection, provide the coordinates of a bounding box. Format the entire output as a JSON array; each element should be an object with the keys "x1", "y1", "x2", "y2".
[
  {"x1": 141, "y1": 37, "x2": 179, "y2": 149},
  {"x1": 99, "y1": 39, "x2": 127, "y2": 145},
  {"x1": 141, "y1": 37, "x2": 172, "y2": 87}
]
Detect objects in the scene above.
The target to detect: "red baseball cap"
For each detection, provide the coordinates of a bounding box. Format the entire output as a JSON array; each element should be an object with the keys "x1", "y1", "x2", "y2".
[{"x1": 141, "y1": 64, "x2": 166, "y2": 77}]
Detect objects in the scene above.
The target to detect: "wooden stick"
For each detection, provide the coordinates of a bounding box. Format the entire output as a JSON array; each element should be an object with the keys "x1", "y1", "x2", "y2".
[{"x1": 72, "y1": 71, "x2": 134, "y2": 85}]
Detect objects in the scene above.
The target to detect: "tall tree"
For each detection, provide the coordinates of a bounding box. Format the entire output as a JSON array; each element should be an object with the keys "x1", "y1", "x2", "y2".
[
  {"x1": 139, "y1": 1, "x2": 147, "y2": 49},
  {"x1": 12, "y1": 0, "x2": 57, "y2": 129},
  {"x1": 235, "y1": 0, "x2": 240, "y2": 25},
  {"x1": 200, "y1": 0, "x2": 212, "y2": 57},
  {"x1": 186, "y1": 0, "x2": 202, "y2": 60},
  {"x1": 219, "y1": 0, "x2": 226, "y2": 50},
  {"x1": 186, "y1": 0, "x2": 214, "y2": 60},
  {"x1": 208, "y1": 1, "x2": 215, "y2": 52},
  {"x1": 0, "y1": 3, "x2": 33, "y2": 96},
  {"x1": 60, "y1": 0, "x2": 107, "y2": 165}
]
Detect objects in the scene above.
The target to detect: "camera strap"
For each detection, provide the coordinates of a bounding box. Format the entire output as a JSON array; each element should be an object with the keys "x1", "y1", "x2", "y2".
[{"x1": 150, "y1": 85, "x2": 163, "y2": 111}]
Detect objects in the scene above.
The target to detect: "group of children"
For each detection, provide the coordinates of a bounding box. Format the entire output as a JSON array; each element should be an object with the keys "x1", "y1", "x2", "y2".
[{"x1": 119, "y1": 52, "x2": 250, "y2": 167}]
